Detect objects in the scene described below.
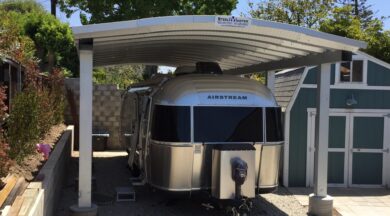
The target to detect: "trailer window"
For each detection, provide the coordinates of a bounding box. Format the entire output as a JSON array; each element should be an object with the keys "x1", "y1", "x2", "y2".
[
  {"x1": 194, "y1": 107, "x2": 263, "y2": 142},
  {"x1": 151, "y1": 105, "x2": 190, "y2": 142},
  {"x1": 266, "y1": 107, "x2": 283, "y2": 142}
]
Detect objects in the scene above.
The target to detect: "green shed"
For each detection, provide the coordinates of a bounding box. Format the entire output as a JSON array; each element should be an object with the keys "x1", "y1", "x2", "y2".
[{"x1": 276, "y1": 51, "x2": 390, "y2": 188}]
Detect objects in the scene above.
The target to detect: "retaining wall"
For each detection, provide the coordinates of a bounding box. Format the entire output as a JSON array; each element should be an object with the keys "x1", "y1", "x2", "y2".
[
  {"x1": 0, "y1": 126, "x2": 73, "y2": 216},
  {"x1": 38, "y1": 125, "x2": 73, "y2": 216}
]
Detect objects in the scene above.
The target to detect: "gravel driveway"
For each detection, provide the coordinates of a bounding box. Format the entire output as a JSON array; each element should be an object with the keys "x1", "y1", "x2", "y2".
[{"x1": 56, "y1": 152, "x2": 307, "y2": 216}]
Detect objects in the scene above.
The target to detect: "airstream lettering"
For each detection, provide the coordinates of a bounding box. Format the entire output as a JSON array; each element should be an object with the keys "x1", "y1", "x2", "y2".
[
  {"x1": 121, "y1": 64, "x2": 283, "y2": 212},
  {"x1": 207, "y1": 95, "x2": 248, "y2": 100}
]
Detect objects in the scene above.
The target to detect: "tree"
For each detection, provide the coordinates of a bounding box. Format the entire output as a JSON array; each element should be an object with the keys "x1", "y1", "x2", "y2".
[
  {"x1": 93, "y1": 65, "x2": 145, "y2": 89},
  {"x1": 336, "y1": 0, "x2": 375, "y2": 28},
  {"x1": 0, "y1": 0, "x2": 79, "y2": 76},
  {"x1": 320, "y1": 5, "x2": 390, "y2": 63},
  {"x1": 24, "y1": 12, "x2": 79, "y2": 75},
  {"x1": 249, "y1": 0, "x2": 334, "y2": 29},
  {"x1": 0, "y1": 0, "x2": 45, "y2": 14},
  {"x1": 249, "y1": 0, "x2": 390, "y2": 63},
  {"x1": 59, "y1": 0, "x2": 238, "y2": 25}
]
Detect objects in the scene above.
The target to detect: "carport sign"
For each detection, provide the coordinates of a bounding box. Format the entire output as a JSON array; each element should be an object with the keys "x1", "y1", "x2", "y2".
[{"x1": 215, "y1": 16, "x2": 251, "y2": 28}]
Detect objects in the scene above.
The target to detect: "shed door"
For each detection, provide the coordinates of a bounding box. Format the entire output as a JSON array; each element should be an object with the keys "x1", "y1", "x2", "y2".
[
  {"x1": 328, "y1": 115, "x2": 348, "y2": 187},
  {"x1": 349, "y1": 114, "x2": 389, "y2": 186},
  {"x1": 306, "y1": 110, "x2": 390, "y2": 188}
]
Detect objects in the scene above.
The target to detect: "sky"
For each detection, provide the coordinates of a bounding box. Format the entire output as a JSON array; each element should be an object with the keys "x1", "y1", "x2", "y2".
[{"x1": 41, "y1": 0, "x2": 390, "y2": 30}]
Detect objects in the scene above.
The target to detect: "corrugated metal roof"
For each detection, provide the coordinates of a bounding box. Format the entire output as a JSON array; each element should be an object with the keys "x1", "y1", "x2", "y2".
[{"x1": 72, "y1": 15, "x2": 366, "y2": 73}]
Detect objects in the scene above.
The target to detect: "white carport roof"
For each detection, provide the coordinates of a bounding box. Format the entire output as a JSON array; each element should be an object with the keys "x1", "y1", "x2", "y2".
[
  {"x1": 72, "y1": 15, "x2": 366, "y2": 74},
  {"x1": 71, "y1": 15, "x2": 367, "y2": 212}
]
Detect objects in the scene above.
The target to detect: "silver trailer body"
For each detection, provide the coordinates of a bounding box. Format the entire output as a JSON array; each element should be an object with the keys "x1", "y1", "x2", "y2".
[{"x1": 122, "y1": 74, "x2": 283, "y2": 199}]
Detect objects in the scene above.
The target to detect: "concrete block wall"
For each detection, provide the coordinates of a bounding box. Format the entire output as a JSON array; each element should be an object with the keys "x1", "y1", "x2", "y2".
[
  {"x1": 39, "y1": 126, "x2": 73, "y2": 216},
  {"x1": 65, "y1": 78, "x2": 124, "y2": 150},
  {"x1": 0, "y1": 127, "x2": 73, "y2": 216}
]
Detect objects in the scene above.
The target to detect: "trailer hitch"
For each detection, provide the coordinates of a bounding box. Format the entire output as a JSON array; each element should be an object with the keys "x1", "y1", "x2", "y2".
[
  {"x1": 229, "y1": 158, "x2": 253, "y2": 216},
  {"x1": 231, "y1": 158, "x2": 248, "y2": 200}
]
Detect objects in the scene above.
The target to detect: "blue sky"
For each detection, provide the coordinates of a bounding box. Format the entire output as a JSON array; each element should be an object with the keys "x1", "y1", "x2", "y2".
[{"x1": 41, "y1": 0, "x2": 389, "y2": 30}]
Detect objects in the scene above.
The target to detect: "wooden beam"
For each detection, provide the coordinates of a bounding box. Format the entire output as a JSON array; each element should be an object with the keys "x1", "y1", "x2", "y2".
[
  {"x1": 0, "y1": 175, "x2": 17, "y2": 207},
  {"x1": 8, "y1": 196, "x2": 24, "y2": 216}
]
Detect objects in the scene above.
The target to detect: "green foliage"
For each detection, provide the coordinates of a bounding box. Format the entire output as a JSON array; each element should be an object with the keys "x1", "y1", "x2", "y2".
[
  {"x1": 249, "y1": 72, "x2": 266, "y2": 84},
  {"x1": 7, "y1": 69, "x2": 66, "y2": 162},
  {"x1": 0, "y1": 0, "x2": 79, "y2": 76},
  {"x1": 23, "y1": 11, "x2": 79, "y2": 75},
  {"x1": 336, "y1": 0, "x2": 375, "y2": 28},
  {"x1": 48, "y1": 68, "x2": 66, "y2": 125},
  {"x1": 0, "y1": 0, "x2": 45, "y2": 14},
  {"x1": 59, "y1": 0, "x2": 238, "y2": 24},
  {"x1": 93, "y1": 65, "x2": 144, "y2": 89},
  {"x1": 0, "y1": 9, "x2": 37, "y2": 64},
  {"x1": 249, "y1": 0, "x2": 390, "y2": 63},
  {"x1": 0, "y1": 135, "x2": 11, "y2": 178},
  {"x1": 249, "y1": 0, "x2": 334, "y2": 28},
  {"x1": 7, "y1": 90, "x2": 41, "y2": 161},
  {"x1": 0, "y1": 86, "x2": 11, "y2": 178},
  {"x1": 0, "y1": 1, "x2": 67, "y2": 165},
  {"x1": 320, "y1": 5, "x2": 390, "y2": 63}
]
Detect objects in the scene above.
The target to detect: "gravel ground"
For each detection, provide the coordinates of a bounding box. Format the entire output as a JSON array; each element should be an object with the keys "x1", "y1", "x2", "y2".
[{"x1": 56, "y1": 152, "x2": 307, "y2": 216}]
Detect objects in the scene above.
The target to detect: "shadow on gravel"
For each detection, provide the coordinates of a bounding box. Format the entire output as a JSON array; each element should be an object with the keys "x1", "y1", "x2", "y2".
[{"x1": 55, "y1": 152, "x2": 289, "y2": 216}]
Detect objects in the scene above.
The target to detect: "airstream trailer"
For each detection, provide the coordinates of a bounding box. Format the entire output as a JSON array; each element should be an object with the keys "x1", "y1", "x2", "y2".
[{"x1": 121, "y1": 63, "x2": 283, "y2": 211}]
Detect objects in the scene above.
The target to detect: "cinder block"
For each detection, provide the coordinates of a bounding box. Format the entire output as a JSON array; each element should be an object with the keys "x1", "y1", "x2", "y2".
[
  {"x1": 109, "y1": 85, "x2": 118, "y2": 91},
  {"x1": 107, "y1": 117, "x2": 116, "y2": 122}
]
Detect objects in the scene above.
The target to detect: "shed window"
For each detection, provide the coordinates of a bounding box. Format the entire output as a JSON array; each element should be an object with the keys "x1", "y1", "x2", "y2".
[
  {"x1": 151, "y1": 105, "x2": 190, "y2": 142},
  {"x1": 339, "y1": 60, "x2": 363, "y2": 83}
]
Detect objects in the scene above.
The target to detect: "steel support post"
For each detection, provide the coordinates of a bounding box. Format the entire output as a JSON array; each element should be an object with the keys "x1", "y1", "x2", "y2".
[
  {"x1": 70, "y1": 45, "x2": 98, "y2": 216},
  {"x1": 78, "y1": 48, "x2": 93, "y2": 207},
  {"x1": 308, "y1": 63, "x2": 333, "y2": 216}
]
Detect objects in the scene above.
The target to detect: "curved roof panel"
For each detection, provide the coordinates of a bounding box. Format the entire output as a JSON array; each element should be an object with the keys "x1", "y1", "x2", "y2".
[{"x1": 72, "y1": 15, "x2": 366, "y2": 74}]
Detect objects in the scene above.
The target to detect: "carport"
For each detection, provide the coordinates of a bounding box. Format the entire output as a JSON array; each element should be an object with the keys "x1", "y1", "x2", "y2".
[{"x1": 71, "y1": 15, "x2": 366, "y2": 215}]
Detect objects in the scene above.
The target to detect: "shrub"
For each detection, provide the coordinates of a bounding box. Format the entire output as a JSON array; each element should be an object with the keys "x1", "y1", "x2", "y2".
[
  {"x1": 0, "y1": 135, "x2": 11, "y2": 178},
  {"x1": 7, "y1": 89, "x2": 40, "y2": 161},
  {"x1": 37, "y1": 88, "x2": 54, "y2": 137},
  {"x1": 0, "y1": 86, "x2": 11, "y2": 178},
  {"x1": 7, "y1": 68, "x2": 66, "y2": 162},
  {"x1": 47, "y1": 68, "x2": 65, "y2": 125}
]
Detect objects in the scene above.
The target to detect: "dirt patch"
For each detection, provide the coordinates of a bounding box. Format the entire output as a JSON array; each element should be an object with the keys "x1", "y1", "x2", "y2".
[
  {"x1": 40, "y1": 124, "x2": 67, "y2": 148},
  {"x1": 8, "y1": 124, "x2": 67, "y2": 181}
]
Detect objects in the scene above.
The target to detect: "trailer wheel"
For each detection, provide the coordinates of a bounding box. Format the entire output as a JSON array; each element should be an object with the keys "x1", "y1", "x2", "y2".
[{"x1": 128, "y1": 163, "x2": 141, "y2": 177}]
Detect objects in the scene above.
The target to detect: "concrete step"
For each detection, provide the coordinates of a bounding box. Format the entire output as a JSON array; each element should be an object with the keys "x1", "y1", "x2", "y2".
[
  {"x1": 129, "y1": 177, "x2": 145, "y2": 186},
  {"x1": 115, "y1": 186, "x2": 135, "y2": 202}
]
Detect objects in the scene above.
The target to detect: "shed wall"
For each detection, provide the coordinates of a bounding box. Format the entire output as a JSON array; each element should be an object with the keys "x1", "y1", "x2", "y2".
[{"x1": 288, "y1": 62, "x2": 390, "y2": 186}]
